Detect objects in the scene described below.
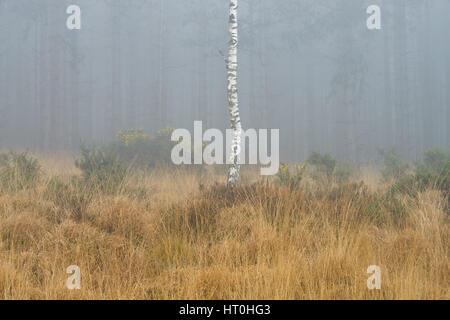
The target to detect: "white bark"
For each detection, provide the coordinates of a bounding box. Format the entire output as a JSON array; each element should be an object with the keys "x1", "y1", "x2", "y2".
[{"x1": 227, "y1": 0, "x2": 242, "y2": 186}]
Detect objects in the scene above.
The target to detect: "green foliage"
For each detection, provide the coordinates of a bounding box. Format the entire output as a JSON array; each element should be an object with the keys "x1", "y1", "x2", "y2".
[
  {"x1": 325, "y1": 181, "x2": 408, "y2": 227},
  {"x1": 420, "y1": 148, "x2": 449, "y2": 175},
  {"x1": 75, "y1": 145, "x2": 126, "y2": 194},
  {"x1": 389, "y1": 148, "x2": 449, "y2": 203},
  {"x1": 112, "y1": 128, "x2": 176, "y2": 169},
  {"x1": 378, "y1": 147, "x2": 409, "y2": 181},
  {"x1": 305, "y1": 152, "x2": 353, "y2": 184},
  {"x1": 0, "y1": 150, "x2": 41, "y2": 191},
  {"x1": 276, "y1": 162, "x2": 308, "y2": 190},
  {"x1": 416, "y1": 148, "x2": 449, "y2": 194},
  {"x1": 307, "y1": 152, "x2": 336, "y2": 179},
  {"x1": 307, "y1": 151, "x2": 352, "y2": 184}
]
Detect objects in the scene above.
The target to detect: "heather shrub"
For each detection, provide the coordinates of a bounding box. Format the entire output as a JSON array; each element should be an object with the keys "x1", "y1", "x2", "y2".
[
  {"x1": 378, "y1": 147, "x2": 409, "y2": 181},
  {"x1": 112, "y1": 128, "x2": 176, "y2": 169},
  {"x1": 276, "y1": 162, "x2": 308, "y2": 190},
  {"x1": 390, "y1": 148, "x2": 449, "y2": 204},
  {"x1": 307, "y1": 152, "x2": 336, "y2": 180},
  {"x1": 306, "y1": 152, "x2": 353, "y2": 184},
  {"x1": 75, "y1": 145, "x2": 126, "y2": 194},
  {"x1": 419, "y1": 148, "x2": 449, "y2": 193},
  {"x1": 0, "y1": 150, "x2": 41, "y2": 192}
]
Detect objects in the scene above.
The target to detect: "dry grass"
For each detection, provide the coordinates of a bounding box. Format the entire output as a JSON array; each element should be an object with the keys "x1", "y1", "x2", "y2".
[{"x1": 0, "y1": 154, "x2": 448, "y2": 300}]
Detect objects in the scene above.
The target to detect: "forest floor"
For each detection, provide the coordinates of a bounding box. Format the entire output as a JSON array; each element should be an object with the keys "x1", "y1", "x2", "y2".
[{"x1": 0, "y1": 154, "x2": 448, "y2": 299}]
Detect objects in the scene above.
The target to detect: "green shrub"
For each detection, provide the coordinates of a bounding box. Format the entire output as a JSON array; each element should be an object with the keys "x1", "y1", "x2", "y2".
[
  {"x1": 377, "y1": 147, "x2": 409, "y2": 181},
  {"x1": 75, "y1": 145, "x2": 126, "y2": 194},
  {"x1": 111, "y1": 128, "x2": 176, "y2": 169},
  {"x1": 307, "y1": 152, "x2": 336, "y2": 180},
  {"x1": 276, "y1": 162, "x2": 308, "y2": 190},
  {"x1": 388, "y1": 175, "x2": 419, "y2": 197},
  {"x1": 416, "y1": 148, "x2": 449, "y2": 196},
  {"x1": 422, "y1": 148, "x2": 449, "y2": 174},
  {"x1": 316, "y1": 180, "x2": 408, "y2": 227},
  {"x1": 388, "y1": 148, "x2": 449, "y2": 203},
  {"x1": 0, "y1": 150, "x2": 41, "y2": 191}
]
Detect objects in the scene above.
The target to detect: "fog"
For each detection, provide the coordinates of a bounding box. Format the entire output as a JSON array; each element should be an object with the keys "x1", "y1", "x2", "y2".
[{"x1": 0, "y1": 0, "x2": 448, "y2": 163}]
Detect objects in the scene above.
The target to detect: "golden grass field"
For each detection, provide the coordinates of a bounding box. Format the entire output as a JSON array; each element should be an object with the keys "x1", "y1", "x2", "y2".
[{"x1": 0, "y1": 154, "x2": 448, "y2": 299}]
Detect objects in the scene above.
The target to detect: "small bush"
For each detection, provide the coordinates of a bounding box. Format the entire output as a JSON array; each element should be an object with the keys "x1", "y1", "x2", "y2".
[
  {"x1": 75, "y1": 145, "x2": 126, "y2": 194},
  {"x1": 305, "y1": 152, "x2": 353, "y2": 184},
  {"x1": 0, "y1": 150, "x2": 41, "y2": 192},
  {"x1": 389, "y1": 175, "x2": 420, "y2": 197},
  {"x1": 112, "y1": 128, "x2": 176, "y2": 169},
  {"x1": 276, "y1": 162, "x2": 308, "y2": 190},
  {"x1": 307, "y1": 152, "x2": 336, "y2": 180},
  {"x1": 416, "y1": 148, "x2": 449, "y2": 198},
  {"x1": 422, "y1": 148, "x2": 450, "y2": 174},
  {"x1": 388, "y1": 148, "x2": 449, "y2": 205},
  {"x1": 378, "y1": 147, "x2": 409, "y2": 181}
]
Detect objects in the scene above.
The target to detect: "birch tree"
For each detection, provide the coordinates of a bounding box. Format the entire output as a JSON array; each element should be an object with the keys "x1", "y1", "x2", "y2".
[{"x1": 227, "y1": 0, "x2": 242, "y2": 187}]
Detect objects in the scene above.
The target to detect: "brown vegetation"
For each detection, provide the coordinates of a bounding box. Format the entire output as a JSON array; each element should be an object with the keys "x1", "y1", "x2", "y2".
[{"x1": 0, "y1": 155, "x2": 448, "y2": 299}]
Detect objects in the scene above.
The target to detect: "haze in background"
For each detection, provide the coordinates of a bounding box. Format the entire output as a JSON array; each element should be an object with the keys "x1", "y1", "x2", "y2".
[{"x1": 0, "y1": 0, "x2": 448, "y2": 163}]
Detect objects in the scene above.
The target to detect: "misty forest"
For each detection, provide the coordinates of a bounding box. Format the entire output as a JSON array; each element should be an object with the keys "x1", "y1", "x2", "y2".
[
  {"x1": 0, "y1": 0, "x2": 448, "y2": 300},
  {"x1": 1, "y1": 0, "x2": 448, "y2": 160}
]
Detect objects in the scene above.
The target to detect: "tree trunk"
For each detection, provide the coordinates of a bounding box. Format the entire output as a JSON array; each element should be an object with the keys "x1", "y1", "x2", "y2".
[
  {"x1": 227, "y1": 0, "x2": 242, "y2": 187},
  {"x1": 158, "y1": 0, "x2": 167, "y2": 130}
]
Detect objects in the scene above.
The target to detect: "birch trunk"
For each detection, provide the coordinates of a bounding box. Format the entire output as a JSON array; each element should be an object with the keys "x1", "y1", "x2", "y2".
[
  {"x1": 158, "y1": 0, "x2": 166, "y2": 129},
  {"x1": 227, "y1": 0, "x2": 242, "y2": 186}
]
